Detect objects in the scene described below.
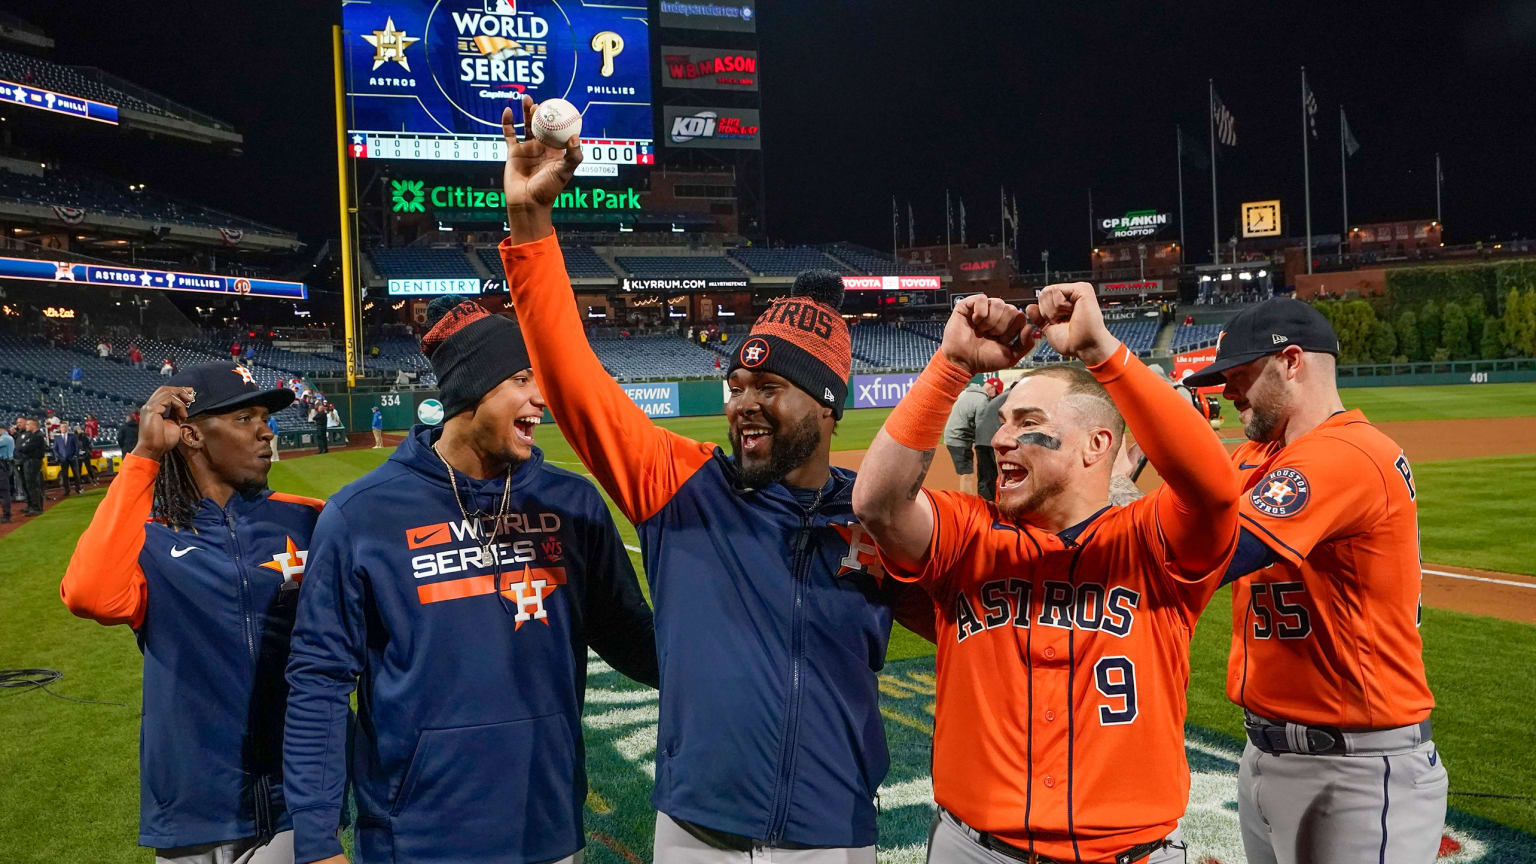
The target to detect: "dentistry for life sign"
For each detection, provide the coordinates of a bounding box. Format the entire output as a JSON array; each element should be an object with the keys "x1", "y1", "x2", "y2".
[{"x1": 622, "y1": 382, "x2": 680, "y2": 417}]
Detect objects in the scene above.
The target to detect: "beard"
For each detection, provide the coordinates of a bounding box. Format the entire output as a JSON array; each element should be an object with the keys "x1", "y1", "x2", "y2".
[
  {"x1": 730, "y1": 411, "x2": 822, "y2": 489},
  {"x1": 1243, "y1": 399, "x2": 1286, "y2": 443},
  {"x1": 997, "y1": 475, "x2": 1068, "y2": 524}
]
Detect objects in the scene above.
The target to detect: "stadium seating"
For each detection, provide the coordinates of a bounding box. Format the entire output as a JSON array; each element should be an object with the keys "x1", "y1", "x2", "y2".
[
  {"x1": 1171, "y1": 323, "x2": 1224, "y2": 353},
  {"x1": 729, "y1": 247, "x2": 851, "y2": 276},
  {"x1": 589, "y1": 335, "x2": 722, "y2": 381},
  {"x1": 367, "y1": 248, "x2": 479, "y2": 280},
  {"x1": 1029, "y1": 319, "x2": 1160, "y2": 363},
  {"x1": 0, "y1": 167, "x2": 291, "y2": 234},
  {"x1": 849, "y1": 323, "x2": 941, "y2": 371},
  {"x1": 825, "y1": 243, "x2": 935, "y2": 276},
  {"x1": 476, "y1": 244, "x2": 618, "y2": 279},
  {"x1": 0, "y1": 49, "x2": 168, "y2": 117},
  {"x1": 615, "y1": 255, "x2": 747, "y2": 278}
]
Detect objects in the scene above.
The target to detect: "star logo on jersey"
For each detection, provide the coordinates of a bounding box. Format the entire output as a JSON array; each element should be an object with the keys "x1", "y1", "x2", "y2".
[
  {"x1": 1249, "y1": 467, "x2": 1310, "y2": 518},
  {"x1": 259, "y1": 536, "x2": 309, "y2": 583},
  {"x1": 831, "y1": 523, "x2": 884, "y2": 581},
  {"x1": 740, "y1": 338, "x2": 770, "y2": 368},
  {"x1": 232, "y1": 365, "x2": 255, "y2": 385},
  {"x1": 504, "y1": 565, "x2": 558, "y2": 629},
  {"x1": 362, "y1": 17, "x2": 420, "y2": 72}
]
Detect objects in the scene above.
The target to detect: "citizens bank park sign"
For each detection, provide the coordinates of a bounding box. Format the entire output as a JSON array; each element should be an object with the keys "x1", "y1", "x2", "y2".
[{"x1": 1100, "y1": 209, "x2": 1171, "y2": 240}]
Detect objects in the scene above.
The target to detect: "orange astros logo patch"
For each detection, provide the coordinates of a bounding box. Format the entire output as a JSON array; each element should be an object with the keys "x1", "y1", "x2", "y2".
[{"x1": 1251, "y1": 467, "x2": 1310, "y2": 517}]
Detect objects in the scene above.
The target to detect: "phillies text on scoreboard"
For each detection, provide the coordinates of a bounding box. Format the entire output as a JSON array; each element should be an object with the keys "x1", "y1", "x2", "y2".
[{"x1": 343, "y1": 0, "x2": 652, "y2": 166}]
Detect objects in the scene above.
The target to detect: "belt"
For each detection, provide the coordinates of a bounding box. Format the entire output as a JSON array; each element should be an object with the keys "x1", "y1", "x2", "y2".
[
  {"x1": 1244, "y1": 712, "x2": 1432, "y2": 757},
  {"x1": 942, "y1": 810, "x2": 1173, "y2": 864}
]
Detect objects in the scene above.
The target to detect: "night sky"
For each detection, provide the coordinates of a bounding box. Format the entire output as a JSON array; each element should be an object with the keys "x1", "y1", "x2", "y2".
[{"x1": 13, "y1": 0, "x2": 1536, "y2": 270}]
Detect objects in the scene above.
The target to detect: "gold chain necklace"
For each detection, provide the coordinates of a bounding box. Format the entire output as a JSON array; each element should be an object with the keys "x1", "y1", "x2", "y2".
[{"x1": 433, "y1": 443, "x2": 514, "y2": 577}]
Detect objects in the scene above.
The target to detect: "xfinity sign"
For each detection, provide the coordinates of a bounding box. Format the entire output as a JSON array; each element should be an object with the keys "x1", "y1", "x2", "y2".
[{"x1": 1100, "y1": 209, "x2": 1171, "y2": 239}]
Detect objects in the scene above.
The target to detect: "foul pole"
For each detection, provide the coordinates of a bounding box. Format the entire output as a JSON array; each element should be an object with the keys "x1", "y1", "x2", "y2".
[{"x1": 333, "y1": 24, "x2": 358, "y2": 390}]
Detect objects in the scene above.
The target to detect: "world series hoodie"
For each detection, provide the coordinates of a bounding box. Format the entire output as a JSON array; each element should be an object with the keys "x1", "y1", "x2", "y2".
[{"x1": 282, "y1": 426, "x2": 658, "y2": 864}]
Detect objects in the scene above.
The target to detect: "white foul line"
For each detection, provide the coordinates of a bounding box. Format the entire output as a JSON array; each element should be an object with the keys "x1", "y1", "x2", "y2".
[{"x1": 1423, "y1": 568, "x2": 1536, "y2": 590}]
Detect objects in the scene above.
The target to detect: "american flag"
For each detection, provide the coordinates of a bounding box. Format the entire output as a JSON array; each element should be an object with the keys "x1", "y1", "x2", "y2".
[
  {"x1": 1303, "y1": 79, "x2": 1318, "y2": 139},
  {"x1": 1212, "y1": 88, "x2": 1237, "y2": 147}
]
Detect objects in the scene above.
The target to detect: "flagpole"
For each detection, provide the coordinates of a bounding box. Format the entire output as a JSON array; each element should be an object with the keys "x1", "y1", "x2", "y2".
[
  {"x1": 1209, "y1": 79, "x2": 1219, "y2": 265},
  {"x1": 891, "y1": 195, "x2": 899, "y2": 262},
  {"x1": 945, "y1": 188, "x2": 951, "y2": 257},
  {"x1": 1000, "y1": 185, "x2": 1006, "y2": 252},
  {"x1": 1087, "y1": 187, "x2": 1094, "y2": 260},
  {"x1": 1302, "y1": 67, "x2": 1313, "y2": 275},
  {"x1": 1176, "y1": 126, "x2": 1186, "y2": 261},
  {"x1": 1435, "y1": 153, "x2": 1442, "y2": 223},
  {"x1": 1340, "y1": 106, "x2": 1348, "y2": 256}
]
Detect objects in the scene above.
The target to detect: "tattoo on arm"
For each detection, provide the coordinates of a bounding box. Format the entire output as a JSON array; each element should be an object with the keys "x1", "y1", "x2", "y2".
[
  {"x1": 906, "y1": 449, "x2": 936, "y2": 500},
  {"x1": 1109, "y1": 474, "x2": 1145, "y2": 506}
]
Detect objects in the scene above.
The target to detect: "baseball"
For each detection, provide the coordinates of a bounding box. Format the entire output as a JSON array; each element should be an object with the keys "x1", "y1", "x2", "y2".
[{"x1": 530, "y1": 98, "x2": 582, "y2": 149}]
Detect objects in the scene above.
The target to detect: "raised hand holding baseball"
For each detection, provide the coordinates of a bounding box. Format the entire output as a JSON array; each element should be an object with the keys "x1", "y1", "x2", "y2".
[
  {"x1": 1026, "y1": 282, "x2": 1119, "y2": 366},
  {"x1": 502, "y1": 96, "x2": 584, "y2": 241},
  {"x1": 941, "y1": 295, "x2": 1033, "y2": 374}
]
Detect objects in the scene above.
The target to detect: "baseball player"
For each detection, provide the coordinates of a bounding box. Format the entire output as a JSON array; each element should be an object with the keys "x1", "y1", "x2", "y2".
[
  {"x1": 853, "y1": 285, "x2": 1240, "y2": 864},
  {"x1": 1184, "y1": 298, "x2": 1447, "y2": 864},
  {"x1": 282, "y1": 296, "x2": 658, "y2": 864},
  {"x1": 60, "y1": 364, "x2": 322, "y2": 864},
  {"x1": 497, "y1": 97, "x2": 930, "y2": 862}
]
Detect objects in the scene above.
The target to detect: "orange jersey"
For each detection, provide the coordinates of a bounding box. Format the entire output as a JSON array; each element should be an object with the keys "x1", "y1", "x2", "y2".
[
  {"x1": 888, "y1": 490, "x2": 1220, "y2": 862},
  {"x1": 1227, "y1": 409, "x2": 1433, "y2": 729}
]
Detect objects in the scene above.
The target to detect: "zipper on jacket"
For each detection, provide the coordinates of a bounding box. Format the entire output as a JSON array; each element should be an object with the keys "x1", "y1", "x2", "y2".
[
  {"x1": 767, "y1": 487, "x2": 823, "y2": 844},
  {"x1": 226, "y1": 511, "x2": 256, "y2": 662}
]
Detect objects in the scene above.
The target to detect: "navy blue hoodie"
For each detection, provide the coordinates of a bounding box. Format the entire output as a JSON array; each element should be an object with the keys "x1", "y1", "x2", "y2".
[{"x1": 283, "y1": 426, "x2": 657, "y2": 864}]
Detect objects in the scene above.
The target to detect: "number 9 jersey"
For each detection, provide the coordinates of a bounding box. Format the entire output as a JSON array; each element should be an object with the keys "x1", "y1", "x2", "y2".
[{"x1": 1228, "y1": 409, "x2": 1434, "y2": 729}]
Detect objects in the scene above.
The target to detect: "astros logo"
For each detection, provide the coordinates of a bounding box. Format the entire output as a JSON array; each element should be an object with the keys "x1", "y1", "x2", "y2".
[
  {"x1": 260, "y1": 536, "x2": 308, "y2": 583},
  {"x1": 233, "y1": 365, "x2": 256, "y2": 385},
  {"x1": 740, "y1": 337, "x2": 770, "y2": 368},
  {"x1": 1250, "y1": 467, "x2": 1310, "y2": 517}
]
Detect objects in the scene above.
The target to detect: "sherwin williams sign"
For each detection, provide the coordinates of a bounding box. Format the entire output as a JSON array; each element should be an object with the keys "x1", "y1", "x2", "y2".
[
  {"x1": 622, "y1": 382, "x2": 680, "y2": 417},
  {"x1": 851, "y1": 373, "x2": 920, "y2": 409}
]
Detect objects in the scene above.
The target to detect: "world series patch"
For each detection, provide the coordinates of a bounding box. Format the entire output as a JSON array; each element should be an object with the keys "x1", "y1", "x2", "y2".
[{"x1": 1250, "y1": 467, "x2": 1310, "y2": 517}]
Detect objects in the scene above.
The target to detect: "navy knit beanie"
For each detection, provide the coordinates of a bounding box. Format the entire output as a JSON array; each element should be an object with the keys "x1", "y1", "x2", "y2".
[{"x1": 421, "y1": 295, "x2": 532, "y2": 419}]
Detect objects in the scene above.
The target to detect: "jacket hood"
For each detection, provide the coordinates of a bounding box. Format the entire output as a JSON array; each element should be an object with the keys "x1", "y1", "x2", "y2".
[{"x1": 388, "y1": 424, "x2": 546, "y2": 496}]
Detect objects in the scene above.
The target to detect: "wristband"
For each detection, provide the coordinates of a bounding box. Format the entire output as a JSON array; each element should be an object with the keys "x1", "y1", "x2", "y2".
[{"x1": 884, "y1": 350, "x2": 974, "y2": 452}]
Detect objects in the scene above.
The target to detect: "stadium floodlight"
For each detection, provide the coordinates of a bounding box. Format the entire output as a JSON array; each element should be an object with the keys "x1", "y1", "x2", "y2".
[
  {"x1": 1257, "y1": 269, "x2": 1268, "y2": 277},
  {"x1": 1220, "y1": 272, "x2": 1233, "y2": 281},
  {"x1": 1200, "y1": 275, "x2": 1212, "y2": 282},
  {"x1": 1238, "y1": 271, "x2": 1253, "y2": 280},
  {"x1": 671, "y1": 224, "x2": 685, "y2": 233}
]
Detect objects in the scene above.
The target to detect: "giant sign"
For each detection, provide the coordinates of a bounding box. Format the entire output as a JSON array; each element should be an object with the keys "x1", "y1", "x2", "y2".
[
  {"x1": 0, "y1": 256, "x2": 306, "y2": 299},
  {"x1": 664, "y1": 106, "x2": 761, "y2": 150},
  {"x1": 343, "y1": 0, "x2": 652, "y2": 166},
  {"x1": 1100, "y1": 209, "x2": 1170, "y2": 239},
  {"x1": 841, "y1": 275, "x2": 943, "y2": 291},
  {"x1": 0, "y1": 80, "x2": 118, "y2": 125},
  {"x1": 659, "y1": 0, "x2": 756, "y2": 32},
  {"x1": 661, "y1": 46, "x2": 757, "y2": 90}
]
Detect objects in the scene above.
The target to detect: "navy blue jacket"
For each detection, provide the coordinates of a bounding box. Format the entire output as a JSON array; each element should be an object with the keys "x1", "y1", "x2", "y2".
[
  {"x1": 283, "y1": 426, "x2": 657, "y2": 864},
  {"x1": 61, "y1": 454, "x2": 324, "y2": 848}
]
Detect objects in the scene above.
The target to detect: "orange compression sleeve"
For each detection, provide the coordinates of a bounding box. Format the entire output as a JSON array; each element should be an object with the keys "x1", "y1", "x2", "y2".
[
  {"x1": 60, "y1": 453, "x2": 157, "y2": 628},
  {"x1": 884, "y1": 350, "x2": 973, "y2": 452},
  {"x1": 1088, "y1": 344, "x2": 1239, "y2": 575},
  {"x1": 501, "y1": 232, "x2": 714, "y2": 525}
]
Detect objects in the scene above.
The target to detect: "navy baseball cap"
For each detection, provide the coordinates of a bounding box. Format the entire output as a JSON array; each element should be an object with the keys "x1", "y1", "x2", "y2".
[
  {"x1": 165, "y1": 362, "x2": 295, "y2": 418},
  {"x1": 1184, "y1": 298, "x2": 1340, "y2": 388}
]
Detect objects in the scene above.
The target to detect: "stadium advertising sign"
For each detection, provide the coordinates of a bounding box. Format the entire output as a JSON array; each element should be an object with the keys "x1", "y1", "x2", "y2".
[
  {"x1": 0, "y1": 80, "x2": 118, "y2": 125},
  {"x1": 1173, "y1": 349, "x2": 1220, "y2": 393},
  {"x1": 621, "y1": 382, "x2": 680, "y2": 417},
  {"x1": 388, "y1": 277, "x2": 510, "y2": 296},
  {"x1": 841, "y1": 275, "x2": 943, "y2": 291},
  {"x1": 1099, "y1": 279, "x2": 1167, "y2": 295},
  {"x1": 851, "y1": 373, "x2": 920, "y2": 409},
  {"x1": 343, "y1": 0, "x2": 653, "y2": 166},
  {"x1": 0, "y1": 256, "x2": 306, "y2": 299},
  {"x1": 1100, "y1": 209, "x2": 1170, "y2": 240},
  {"x1": 659, "y1": 1, "x2": 756, "y2": 32},
  {"x1": 661, "y1": 46, "x2": 757, "y2": 90},
  {"x1": 621, "y1": 277, "x2": 749, "y2": 291},
  {"x1": 390, "y1": 178, "x2": 641, "y2": 220},
  {"x1": 664, "y1": 106, "x2": 761, "y2": 150}
]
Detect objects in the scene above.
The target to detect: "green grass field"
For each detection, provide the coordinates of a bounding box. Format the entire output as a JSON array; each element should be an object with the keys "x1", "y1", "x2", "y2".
[{"x1": 2, "y1": 383, "x2": 1533, "y2": 861}]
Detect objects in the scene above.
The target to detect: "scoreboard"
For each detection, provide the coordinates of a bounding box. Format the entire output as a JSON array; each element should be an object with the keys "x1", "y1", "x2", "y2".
[{"x1": 342, "y1": 0, "x2": 652, "y2": 166}]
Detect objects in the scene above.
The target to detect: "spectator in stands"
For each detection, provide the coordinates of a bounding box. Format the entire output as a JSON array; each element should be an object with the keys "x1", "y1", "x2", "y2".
[
  {"x1": 229, "y1": 340, "x2": 241, "y2": 362},
  {"x1": 52, "y1": 424, "x2": 80, "y2": 497},
  {"x1": 973, "y1": 378, "x2": 1009, "y2": 503},
  {"x1": 394, "y1": 368, "x2": 411, "y2": 386},
  {"x1": 311, "y1": 399, "x2": 329, "y2": 454},
  {"x1": 129, "y1": 344, "x2": 143, "y2": 369},
  {"x1": 18, "y1": 418, "x2": 45, "y2": 515},
  {"x1": 84, "y1": 414, "x2": 99, "y2": 439},
  {"x1": 243, "y1": 344, "x2": 256, "y2": 364},
  {"x1": 369, "y1": 344, "x2": 380, "y2": 359},
  {"x1": 97, "y1": 339, "x2": 110, "y2": 359},
  {"x1": 713, "y1": 355, "x2": 722, "y2": 372},
  {"x1": 75, "y1": 424, "x2": 98, "y2": 486},
  {"x1": 70, "y1": 364, "x2": 84, "y2": 387},
  {"x1": 45, "y1": 409, "x2": 63, "y2": 436},
  {"x1": 371, "y1": 406, "x2": 383, "y2": 448},
  {"x1": 943, "y1": 376, "x2": 1001, "y2": 494},
  {"x1": 267, "y1": 414, "x2": 280, "y2": 462},
  {"x1": 719, "y1": 332, "x2": 729, "y2": 345},
  {"x1": 0, "y1": 422, "x2": 13, "y2": 522},
  {"x1": 161, "y1": 357, "x2": 175, "y2": 376},
  {"x1": 117, "y1": 411, "x2": 140, "y2": 458}
]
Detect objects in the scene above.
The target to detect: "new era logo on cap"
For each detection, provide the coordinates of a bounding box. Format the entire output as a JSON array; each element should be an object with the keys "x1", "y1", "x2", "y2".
[
  {"x1": 1273, "y1": 334, "x2": 1289, "y2": 344},
  {"x1": 824, "y1": 387, "x2": 835, "y2": 403}
]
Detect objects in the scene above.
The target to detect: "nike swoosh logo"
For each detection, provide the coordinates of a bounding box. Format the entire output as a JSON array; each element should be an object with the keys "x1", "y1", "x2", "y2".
[
  {"x1": 170, "y1": 546, "x2": 201, "y2": 558},
  {"x1": 412, "y1": 529, "x2": 444, "y2": 545},
  {"x1": 1239, "y1": 463, "x2": 1263, "y2": 470}
]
